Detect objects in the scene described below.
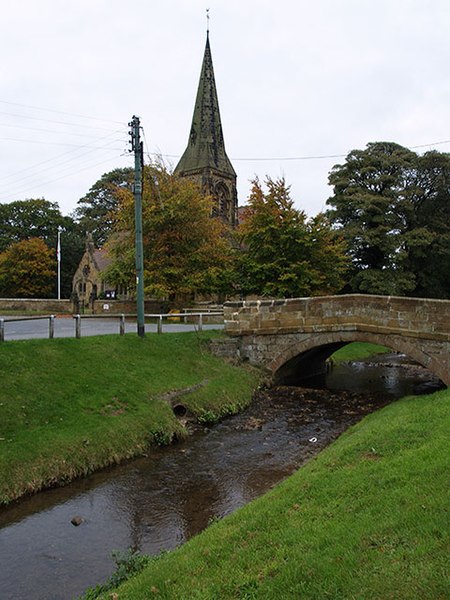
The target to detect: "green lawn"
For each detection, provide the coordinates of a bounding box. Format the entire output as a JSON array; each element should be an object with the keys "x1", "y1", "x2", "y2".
[
  {"x1": 330, "y1": 341, "x2": 390, "y2": 363},
  {"x1": 2, "y1": 336, "x2": 448, "y2": 599},
  {"x1": 99, "y1": 386, "x2": 450, "y2": 600},
  {"x1": 0, "y1": 332, "x2": 260, "y2": 504}
]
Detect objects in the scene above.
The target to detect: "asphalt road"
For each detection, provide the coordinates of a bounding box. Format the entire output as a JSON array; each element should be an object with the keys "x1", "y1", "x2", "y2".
[{"x1": 0, "y1": 316, "x2": 223, "y2": 341}]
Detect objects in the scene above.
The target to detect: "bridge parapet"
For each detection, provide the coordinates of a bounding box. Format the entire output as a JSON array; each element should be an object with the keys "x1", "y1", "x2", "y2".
[
  {"x1": 223, "y1": 295, "x2": 450, "y2": 386},
  {"x1": 224, "y1": 294, "x2": 450, "y2": 340}
]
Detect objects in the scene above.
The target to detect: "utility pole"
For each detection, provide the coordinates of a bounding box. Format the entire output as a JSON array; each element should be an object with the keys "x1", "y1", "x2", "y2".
[
  {"x1": 129, "y1": 115, "x2": 145, "y2": 337},
  {"x1": 57, "y1": 226, "x2": 61, "y2": 300}
]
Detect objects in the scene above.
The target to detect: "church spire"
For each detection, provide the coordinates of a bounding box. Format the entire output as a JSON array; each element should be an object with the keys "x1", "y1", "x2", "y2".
[{"x1": 174, "y1": 32, "x2": 238, "y2": 226}]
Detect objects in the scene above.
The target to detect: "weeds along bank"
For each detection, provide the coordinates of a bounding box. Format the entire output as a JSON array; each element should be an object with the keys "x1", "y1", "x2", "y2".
[
  {"x1": 98, "y1": 386, "x2": 450, "y2": 600},
  {"x1": 0, "y1": 332, "x2": 261, "y2": 505}
]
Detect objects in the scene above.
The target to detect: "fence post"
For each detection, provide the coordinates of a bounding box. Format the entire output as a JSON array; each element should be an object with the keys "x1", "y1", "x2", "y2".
[
  {"x1": 198, "y1": 313, "x2": 203, "y2": 332},
  {"x1": 157, "y1": 315, "x2": 163, "y2": 334},
  {"x1": 75, "y1": 315, "x2": 81, "y2": 339},
  {"x1": 49, "y1": 315, "x2": 55, "y2": 339},
  {"x1": 120, "y1": 314, "x2": 125, "y2": 336},
  {"x1": 0, "y1": 319, "x2": 4, "y2": 342}
]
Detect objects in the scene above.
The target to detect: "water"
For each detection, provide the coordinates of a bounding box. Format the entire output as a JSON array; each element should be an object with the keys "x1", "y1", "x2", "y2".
[{"x1": 0, "y1": 354, "x2": 443, "y2": 600}]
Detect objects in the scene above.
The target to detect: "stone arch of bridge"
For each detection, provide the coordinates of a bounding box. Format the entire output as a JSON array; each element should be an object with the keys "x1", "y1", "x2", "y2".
[{"x1": 268, "y1": 330, "x2": 444, "y2": 385}]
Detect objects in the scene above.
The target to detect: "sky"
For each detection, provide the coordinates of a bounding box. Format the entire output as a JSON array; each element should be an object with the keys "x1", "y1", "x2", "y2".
[{"x1": 1, "y1": 0, "x2": 449, "y2": 217}]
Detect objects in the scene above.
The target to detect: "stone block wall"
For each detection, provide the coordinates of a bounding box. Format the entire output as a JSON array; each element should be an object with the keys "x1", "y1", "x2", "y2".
[
  {"x1": 91, "y1": 299, "x2": 168, "y2": 315},
  {"x1": 224, "y1": 294, "x2": 450, "y2": 341},
  {"x1": 0, "y1": 298, "x2": 72, "y2": 314},
  {"x1": 223, "y1": 294, "x2": 450, "y2": 386}
]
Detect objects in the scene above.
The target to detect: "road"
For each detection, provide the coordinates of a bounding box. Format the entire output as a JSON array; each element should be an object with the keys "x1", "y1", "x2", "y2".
[{"x1": 0, "y1": 315, "x2": 223, "y2": 341}]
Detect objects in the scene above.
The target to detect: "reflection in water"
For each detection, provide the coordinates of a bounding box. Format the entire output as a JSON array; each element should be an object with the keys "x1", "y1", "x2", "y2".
[
  {"x1": 0, "y1": 354, "x2": 443, "y2": 600},
  {"x1": 306, "y1": 353, "x2": 444, "y2": 396}
]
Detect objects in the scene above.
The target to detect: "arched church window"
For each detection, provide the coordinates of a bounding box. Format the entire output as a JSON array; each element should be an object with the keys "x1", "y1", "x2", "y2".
[{"x1": 215, "y1": 182, "x2": 230, "y2": 219}]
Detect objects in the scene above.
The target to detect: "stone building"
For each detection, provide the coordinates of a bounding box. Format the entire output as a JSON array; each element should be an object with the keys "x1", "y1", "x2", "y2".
[
  {"x1": 71, "y1": 234, "x2": 117, "y2": 309},
  {"x1": 174, "y1": 32, "x2": 238, "y2": 227}
]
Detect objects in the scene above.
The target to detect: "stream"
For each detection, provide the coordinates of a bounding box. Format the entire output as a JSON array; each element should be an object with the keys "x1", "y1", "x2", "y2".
[{"x1": 0, "y1": 353, "x2": 444, "y2": 600}]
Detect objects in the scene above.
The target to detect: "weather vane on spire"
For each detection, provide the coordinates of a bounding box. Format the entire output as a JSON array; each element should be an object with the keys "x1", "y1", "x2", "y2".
[{"x1": 206, "y1": 8, "x2": 210, "y2": 34}]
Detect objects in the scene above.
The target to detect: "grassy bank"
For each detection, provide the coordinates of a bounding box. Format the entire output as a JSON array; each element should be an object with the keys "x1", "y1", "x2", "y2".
[
  {"x1": 330, "y1": 341, "x2": 390, "y2": 363},
  {"x1": 101, "y1": 387, "x2": 450, "y2": 600},
  {"x1": 0, "y1": 332, "x2": 260, "y2": 504}
]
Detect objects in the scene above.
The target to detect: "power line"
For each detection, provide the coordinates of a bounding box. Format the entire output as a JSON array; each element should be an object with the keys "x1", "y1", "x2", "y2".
[
  {"x1": 0, "y1": 136, "x2": 126, "y2": 150},
  {"x1": 0, "y1": 152, "x2": 132, "y2": 202},
  {"x1": 0, "y1": 121, "x2": 125, "y2": 139},
  {"x1": 141, "y1": 127, "x2": 151, "y2": 163},
  {"x1": 145, "y1": 138, "x2": 450, "y2": 163},
  {"x1": 0, "y1": 143, "x2": 125, "y2": 193},
  {"x1": 232, "y1": 153, "x2": 347, "y2": 161},
  {"x1": 0, "y1": 131, "x2": 125, "y2": 184},
  {"x1": 145, "y1": 151, "x2": 348, "y2": 162},
  {"x1": 0, "y1": 110, "x2": 121, "y2": 132},
  {"x1": 409, "y1": 139, "x2": 450, "y2": 150},
  {"x1": 0, "y1": 99, "x2": 126, "y2": 126}
]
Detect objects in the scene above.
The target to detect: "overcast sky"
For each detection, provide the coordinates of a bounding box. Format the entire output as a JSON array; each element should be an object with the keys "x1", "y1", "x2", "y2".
[{"x1": 1, "y1": 0, "x2": 449, "y2": 218}]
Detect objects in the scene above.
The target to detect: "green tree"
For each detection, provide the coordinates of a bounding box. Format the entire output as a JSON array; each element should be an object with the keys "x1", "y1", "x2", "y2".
[
  {"x1": 74, "y1": 168, "x2": 134, "y2": 246},
  {"x1": 0, "y1": 198, "x2": 84, "y2": 298},
  {"x1": 406, "y1": 151, "x2": 450, "y2": 298},
  {"x1": 0, "y1": 238, "x2": 56, "y2": 298},
  {"x1": 326, "y1": 142, "x2": 450, "y2": 297},
  {"x1": 104, "y1": 164, "x2": 234, "y2": 300},
  {"x1": 237, "y1": 177, "x2": 348, "y2": 298},
  {"x1": 0, "y1": 198, "x2": 63, "y2": 252}
]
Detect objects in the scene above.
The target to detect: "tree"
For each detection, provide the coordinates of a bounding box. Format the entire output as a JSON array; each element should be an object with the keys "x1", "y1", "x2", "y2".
[
  {"x1": 406, "y1": 151, "x2": 450, "y2": 298},
  {"x1": 0, "y1": 198, "x2": 84, "y2": 298},
  {"x1": 103, "y1": 163, "x2": 234, "y2": 300},
  {"x1": 326, "y1": 142, "x2": 450, "y2": 297},
  {"x1": 236, "y1": 177, "x2": 348, "y2": 298},
  {"x1": 73, "y1": 168, "x2": 134, "y2": 246},
  {"x1": 0, "y1": 238, "x2": 56, "y2": 298},
  {"x1": 0, "y1": 198, "x2": 63, "y2": 252}
]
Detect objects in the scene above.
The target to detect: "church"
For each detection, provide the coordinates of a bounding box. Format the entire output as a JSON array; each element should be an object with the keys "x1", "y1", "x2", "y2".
[
  {"x1": 174, "y1": 31, "x2": 238, "y2": 227},
  {"x1": 72, "y1": 31, "x2": 237, "y2": 305}
]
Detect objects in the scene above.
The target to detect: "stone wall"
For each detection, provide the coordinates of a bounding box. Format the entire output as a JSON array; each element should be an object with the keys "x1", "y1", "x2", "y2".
[
  {"x1": 222, "y1": 294, "x2": 450, "y2": 386},
  {"x1": 224, "y1": 294, "x2": 450, "y2": 337},
  {"x1": 91, "y1": 299, "x2": 169, "y2": 315},
  {"x1": 0, "y1": 298, "x2": 72, "y2": 314}
]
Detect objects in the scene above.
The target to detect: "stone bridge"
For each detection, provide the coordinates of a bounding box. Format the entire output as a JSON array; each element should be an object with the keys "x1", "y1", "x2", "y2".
[{"x1": 220, "y1": 294, "x2": 450, "y2": 386}]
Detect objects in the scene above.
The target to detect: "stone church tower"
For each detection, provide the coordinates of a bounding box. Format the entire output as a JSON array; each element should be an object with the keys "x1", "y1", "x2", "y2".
[{"x1": 174, "y1": 32, "x2": 238, "y2": 227}]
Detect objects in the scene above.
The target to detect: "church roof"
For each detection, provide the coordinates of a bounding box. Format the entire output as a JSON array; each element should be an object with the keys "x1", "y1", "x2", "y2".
[
  {"x1": 93, "y1": 248, "x2": 112, "y2": 273},
  {"x1": 174, "y1": 33, "x2": 236, "y2": 178}
]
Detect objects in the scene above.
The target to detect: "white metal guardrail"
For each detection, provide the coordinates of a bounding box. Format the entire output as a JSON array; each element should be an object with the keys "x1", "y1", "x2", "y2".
[
  {"x1": 73, "y1": 312, "x2": 224, "y2": 338},
  {"x1": 0, "y1": 315, "x2": 56, "y2": 342},
  {"x1": 0, "y1": 311, "x2": 224, "y2": 341}
]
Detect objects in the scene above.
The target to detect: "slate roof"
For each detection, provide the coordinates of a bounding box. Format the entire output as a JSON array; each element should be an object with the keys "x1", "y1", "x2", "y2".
[{"x1": 92, "y1": 248, "x2": 112, "y2": 272}]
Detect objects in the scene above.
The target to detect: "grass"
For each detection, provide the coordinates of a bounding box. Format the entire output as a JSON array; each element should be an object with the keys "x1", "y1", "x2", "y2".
[
  {"x1": 330, "y1": 342, "x2": 391, "y2": 363},
  {"x1": 99, "y1": 387, "x2": 450, "y2": 600},
  {"x1": 0, "y1": 331, "x2": 260, "y2": 504}
]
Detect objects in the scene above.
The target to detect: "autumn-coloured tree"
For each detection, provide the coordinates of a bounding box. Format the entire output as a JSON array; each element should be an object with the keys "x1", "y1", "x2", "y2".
[
  {"x1": 0, "y1": 237, "x2": 56, "y2": 298},
  {"x1": 104, "y1": 163, "x2": 234, "y2": 300},
  {"x1": 0, "y1": 198, "x2": 84, "y2": 297},
  {"x1": 236, "y1": 177, "x2": 348, "y2": 298}
]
